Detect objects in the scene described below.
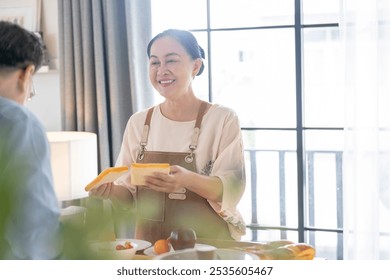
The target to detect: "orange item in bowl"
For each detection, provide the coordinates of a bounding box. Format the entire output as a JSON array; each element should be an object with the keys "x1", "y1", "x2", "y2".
[
  {"x1": 154, "y1": 239, "x2": 170, "y2": 255},
  {"x1": 283, "y1": 243, "x2": 316, "y2": 260},
  {"x1": 85, "y1": 166, "x2": 129, "y2": 191},
  {"x1": 130, "y1": 163, "x2": 170, "y2": 185}
]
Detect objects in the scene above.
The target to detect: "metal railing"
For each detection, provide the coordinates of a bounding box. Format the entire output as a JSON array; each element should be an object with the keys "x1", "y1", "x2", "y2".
[{"x1": 244, "y1": 149, "x2": 344, "y2": 259}]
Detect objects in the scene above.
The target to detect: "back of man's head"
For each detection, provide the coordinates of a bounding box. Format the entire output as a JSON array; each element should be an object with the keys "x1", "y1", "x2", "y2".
[{"x1": 0, "y1": 21, "x2": 44, "y2": 73}]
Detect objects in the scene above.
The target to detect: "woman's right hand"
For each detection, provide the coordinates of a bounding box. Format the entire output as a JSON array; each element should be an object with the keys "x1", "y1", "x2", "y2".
[{"x1": 89, "y1": 182, "x2": 114, "y2": 200}]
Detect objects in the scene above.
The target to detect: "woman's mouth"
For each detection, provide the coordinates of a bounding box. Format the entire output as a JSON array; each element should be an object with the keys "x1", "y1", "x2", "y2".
[{"x1": 159, "y1": 79, "x2": 175, "y2": 86}]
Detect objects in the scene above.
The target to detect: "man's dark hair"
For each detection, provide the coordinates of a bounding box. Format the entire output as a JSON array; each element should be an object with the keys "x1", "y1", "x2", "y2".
[{"x1": 0, "y1": 21, "x2": 44, "y2": 72}]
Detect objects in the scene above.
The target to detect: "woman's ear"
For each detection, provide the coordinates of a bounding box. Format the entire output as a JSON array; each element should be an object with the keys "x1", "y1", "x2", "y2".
[{"x1": 192, "y1": 58, "x2": 202, "y2": 77}]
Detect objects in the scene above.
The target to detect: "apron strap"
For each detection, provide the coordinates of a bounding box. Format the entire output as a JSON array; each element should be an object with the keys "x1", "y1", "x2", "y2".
[
  {"x1": 189, "y1": 101, "x2": 208, "y2": 150},
  {"x1": 141, "y1": 107, "x2": 154, "y2": 145},
  {"x1": 138, "y1": 107, "x2": 154, "y2": 160}
]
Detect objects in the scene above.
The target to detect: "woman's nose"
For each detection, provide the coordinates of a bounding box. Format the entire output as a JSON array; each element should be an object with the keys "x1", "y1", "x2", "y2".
[{"x1": 157, "y1": 63, "x2": 169, "y2": 75}]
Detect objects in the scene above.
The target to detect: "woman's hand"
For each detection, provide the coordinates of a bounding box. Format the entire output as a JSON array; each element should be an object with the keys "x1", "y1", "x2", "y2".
[
  {"x1": 144, "y1": 165, "x2": 223, "y2": 202},
  {"x1": 89, "y1": 183, "x2": 134, "y2": 204},
  {"x1": 144, "y1": 165, "x2": 189, "y2": 193},
  {"x1": 89, "y1": 182, "x2": 114, "y2": 200}
]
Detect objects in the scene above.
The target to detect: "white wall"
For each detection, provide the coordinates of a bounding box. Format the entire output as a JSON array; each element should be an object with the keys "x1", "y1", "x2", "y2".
[
  {"x1": 27, "y1": 71, "x2": 62, "y2": 131},
  {"x1": 26, "y1": 0, "x2": 62, "y2": 131}
]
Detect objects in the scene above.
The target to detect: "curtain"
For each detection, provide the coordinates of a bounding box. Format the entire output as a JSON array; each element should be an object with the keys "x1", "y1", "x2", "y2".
[
  {"x1": 57, "y1": 0, "x2": 153, "y2": 170},
  {"x1": 341, "y1": 0, "x2": 390, "y2": 259}
]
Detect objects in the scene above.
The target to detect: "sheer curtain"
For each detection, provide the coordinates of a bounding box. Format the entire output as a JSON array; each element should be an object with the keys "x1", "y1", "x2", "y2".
[
  {"x1": 57, "y1": 0, "x2": 153, "y2": 169},
  {"x1": 341, "y1": 0, "x2": 390, "y2": 259}
]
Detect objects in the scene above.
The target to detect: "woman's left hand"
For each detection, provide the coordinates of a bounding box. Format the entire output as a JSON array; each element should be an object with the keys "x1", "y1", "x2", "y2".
[{"x1": 144, "y1": 165, "x2": 190, "y2": 193}]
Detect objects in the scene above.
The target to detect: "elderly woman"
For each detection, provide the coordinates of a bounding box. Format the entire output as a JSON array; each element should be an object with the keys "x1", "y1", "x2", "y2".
[{"x1": 91, "y1": 29, "x2": 246, "y2": 243}]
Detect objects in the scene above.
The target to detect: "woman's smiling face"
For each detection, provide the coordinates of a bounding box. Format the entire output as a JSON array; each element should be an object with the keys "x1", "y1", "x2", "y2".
[{"x1": 148, "y1": 36, "x2": 201, "y2": 100}]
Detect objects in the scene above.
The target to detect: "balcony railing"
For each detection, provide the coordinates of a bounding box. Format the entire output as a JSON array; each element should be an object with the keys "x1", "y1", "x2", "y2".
[{"x1": 243, "y1": 149, "x2": 344, "y2": 260}]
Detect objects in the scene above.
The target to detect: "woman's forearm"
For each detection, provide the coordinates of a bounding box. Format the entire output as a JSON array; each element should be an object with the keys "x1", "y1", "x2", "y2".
[
  {"x1": 110, "y1": 184, "x2": 134, "y2": 204},
  {"x1": 186, "y1": 173, "x2": 223, "y2": 203}
]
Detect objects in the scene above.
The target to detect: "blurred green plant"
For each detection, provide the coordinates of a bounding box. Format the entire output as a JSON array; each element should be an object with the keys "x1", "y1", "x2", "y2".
[
  {"x1": 0, "y1": 194, "x2": 131, "y2": 260},
  {"x1": 0, "y1": 182, "x2": 12, "y2": 259},
  {"x1": 59, "y1": 198, "x2": 123, "y2": 260}
]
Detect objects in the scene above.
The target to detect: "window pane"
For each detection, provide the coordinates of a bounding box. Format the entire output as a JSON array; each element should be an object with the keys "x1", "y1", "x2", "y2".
[
  {"x1": 307, "y1": 152, "x2": 341, "y2": 228},
  {"x1": 243, "y1": 229, "x2": 299, "y2": 243},
  {"x1": 380, "y1": 235, "x2": 390, "y2": 259},
  {"x1": 305, "y1": 130, "x2": 344, "y2": 151},
  {"x1": 240, "y1": 130, "x2": 297, "y2": 228},
  {"x1": 211, "y1": 29, "x2": 296, "y2": 128},
  {"x1": 242, "y1": 130, "x2": 296, "y2": 151},
  {"x1": 305, "y1": 231, "x2": 341, "y2": 260},
  {"x1": 303, "y1": 27, "x2": 343, "y2": 127},
  {"x1": 305, "y1": 130, "x2": 344, "y2": 230},
  {"x1": 302, "y1": 0, "x2": 340, "y2": 24},
  {"x1": 210, "y1": 0, "x2": 294, "y2": 28},
  {"x1": 151, "y1": 0, "x2": 207, "y2": 32}
]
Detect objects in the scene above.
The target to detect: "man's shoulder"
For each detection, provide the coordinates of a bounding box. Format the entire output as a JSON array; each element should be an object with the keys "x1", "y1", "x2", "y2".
[
  {"x1": 0, "y1": 97, "x2": 37, "y2": 124},
  {"x1": 0, "y1": 98, "x2": 46, "y2": 148}
]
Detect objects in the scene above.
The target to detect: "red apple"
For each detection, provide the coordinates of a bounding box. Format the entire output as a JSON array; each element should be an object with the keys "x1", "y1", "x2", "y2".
[{"x1": 168, "y1": 228, "x2": 197, "y2": 250}]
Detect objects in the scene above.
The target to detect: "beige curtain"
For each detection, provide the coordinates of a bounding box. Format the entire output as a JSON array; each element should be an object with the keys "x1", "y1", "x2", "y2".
[{"x1": 57, "y1": 0, "x2": 153, "y2": 170}]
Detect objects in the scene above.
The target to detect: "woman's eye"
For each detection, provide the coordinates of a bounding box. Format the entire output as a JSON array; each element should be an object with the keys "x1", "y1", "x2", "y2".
[
  {"x1": 150, "y1": 61, "x2": 160, "y2": 66},
  {"x1": 166, "y1": 59, "x2": 177, "y2": 64}
]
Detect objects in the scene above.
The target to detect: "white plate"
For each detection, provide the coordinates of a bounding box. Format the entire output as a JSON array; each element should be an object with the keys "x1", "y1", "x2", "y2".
[
  {"x1": 144, "y1": 243, "x2": 216, "y2": 256},
  {"x1": 154, "y1": 248, "x2": 259, "y2": 260},
  {"x1": 90, "y1": 239, "x2": 152, "y2": 252},
  {"x1": 90, "y1": 239, "x2": 138, "y2": 259},
  {"x1": 119, "y1": 239, "x2": 152, "y2": 251}
]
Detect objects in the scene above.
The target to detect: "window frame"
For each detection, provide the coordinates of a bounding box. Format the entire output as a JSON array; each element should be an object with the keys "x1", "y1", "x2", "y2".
[{"x1": 151, "y1": 0, "x2": 343, "y2": 259}]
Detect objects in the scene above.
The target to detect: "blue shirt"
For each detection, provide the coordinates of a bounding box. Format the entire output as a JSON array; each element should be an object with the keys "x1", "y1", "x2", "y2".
[{"x1": 0, "y1": 96, "x2": 63, "y2": 259}]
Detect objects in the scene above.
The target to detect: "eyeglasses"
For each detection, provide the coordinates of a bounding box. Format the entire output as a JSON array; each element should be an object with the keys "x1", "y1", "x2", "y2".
[{"x1": 27, "y1": 79, "x2": 36, "y2": 101}]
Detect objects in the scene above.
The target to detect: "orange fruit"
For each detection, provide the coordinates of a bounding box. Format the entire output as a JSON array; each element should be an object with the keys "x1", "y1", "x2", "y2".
[{"x1": 154, "y1": 239, "x2": 170, "y2": 255}]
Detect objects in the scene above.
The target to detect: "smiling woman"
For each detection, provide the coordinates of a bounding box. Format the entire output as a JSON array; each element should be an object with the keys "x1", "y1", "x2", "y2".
[
  {"x1": 146, "y1": 31, "x2": 204, "y2": 120},
  {"x1": 87, "y1": 29, "x2": 247, "y2": 245}
]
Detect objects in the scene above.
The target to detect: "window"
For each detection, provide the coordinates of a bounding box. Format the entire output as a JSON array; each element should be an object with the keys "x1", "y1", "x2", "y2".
[{"x1": 151, "y1": 0, "x2": 342, "y2": 259}]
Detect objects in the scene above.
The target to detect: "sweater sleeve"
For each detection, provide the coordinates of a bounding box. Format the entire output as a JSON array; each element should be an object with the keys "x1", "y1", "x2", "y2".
[{"x1": 207, "y1": 110, "x2": 247, "y2": 240}]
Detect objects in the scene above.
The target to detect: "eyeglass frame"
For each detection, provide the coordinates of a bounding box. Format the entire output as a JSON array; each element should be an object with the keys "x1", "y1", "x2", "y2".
[{"x1": 28, "y1": 79, "x2": 36, "y2": 101}]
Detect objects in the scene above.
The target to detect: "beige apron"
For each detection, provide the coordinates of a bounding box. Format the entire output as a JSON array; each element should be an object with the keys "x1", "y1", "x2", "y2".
[{"x1": 134, "y1": 102, "x2": 232, "y2": 244}]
